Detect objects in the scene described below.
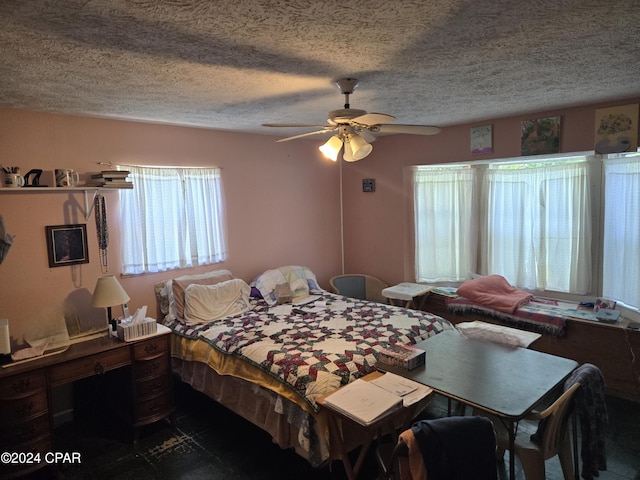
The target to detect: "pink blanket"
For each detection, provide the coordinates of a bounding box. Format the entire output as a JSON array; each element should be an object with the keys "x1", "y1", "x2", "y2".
[{"x1": 456, "y1": 275, "x2": 532, "y2": 314}]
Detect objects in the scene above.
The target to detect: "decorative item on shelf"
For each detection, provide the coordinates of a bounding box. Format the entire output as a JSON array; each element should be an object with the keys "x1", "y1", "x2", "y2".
[
  {"x1": 55, "y1": 168, "x2": 79, "y2": 187},
  {"x1": 24, "y1": 169, "x2": 48, "y2": 187},
  {"x1": 2, "y1": 165, "x2": 24, "y2": 188},
  {"x1": 89, "y1": 170, "x2": 133, "y2": 189},
  {"x1": 92, "y1": 274, "x2": 130, "y2": 332}
]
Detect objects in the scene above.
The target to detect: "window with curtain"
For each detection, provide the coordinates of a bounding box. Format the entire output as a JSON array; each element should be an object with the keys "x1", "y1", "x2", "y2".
[
  {"x1": 119, "y1": 166, "x2": 227, "y2": 275},
  {"x1": 481, "y1": 159, "x2": 592, "y2": 293},
  {"x1": 414, "y1": 166, "x2": 477, "y2": 282},
  {"x1": 414, "y1": 154, "x2": 592, "y2": 293},
  {"x1": 414, "y1": 151, "x2": 640, "y2": 311},
  {"x1": 603, "y1": 154, "x2": 640, "y2": 310}
]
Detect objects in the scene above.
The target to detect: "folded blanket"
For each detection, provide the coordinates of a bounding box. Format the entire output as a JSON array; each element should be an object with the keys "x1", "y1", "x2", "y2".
[{"x1": 456, "y1": 274, "x2": 532, "y2": 314}]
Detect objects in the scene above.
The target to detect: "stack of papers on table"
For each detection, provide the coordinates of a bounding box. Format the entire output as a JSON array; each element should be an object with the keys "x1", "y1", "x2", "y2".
[{"x1": 323, "y1": 373, "x2": 432, "y2": 426}]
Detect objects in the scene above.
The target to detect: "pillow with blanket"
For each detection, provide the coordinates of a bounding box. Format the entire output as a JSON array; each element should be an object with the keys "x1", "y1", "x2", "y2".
[{"x1": 251, "y1": 265, "x2": 321, "y2": 306}]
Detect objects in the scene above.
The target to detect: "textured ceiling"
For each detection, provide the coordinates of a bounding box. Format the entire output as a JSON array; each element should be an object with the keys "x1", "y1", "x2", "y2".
[{"x1": 1, "y1": 0, "x2": 639, "y2": 138}]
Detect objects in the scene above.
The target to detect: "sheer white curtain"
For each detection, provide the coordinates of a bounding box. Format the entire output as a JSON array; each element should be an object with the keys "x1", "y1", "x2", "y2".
[
  {"x1": 603, "y1": 155, "x2": 640, "y2": 310},
  {"x1": 414, "y1": 166, "x2": 477, "y2": 282},
  {"x1": 120, "y1": 166, "x2": 226, "y2": 275},
  {"x1": 481, "y1": 160, "x2": 591, "y2": 293}
]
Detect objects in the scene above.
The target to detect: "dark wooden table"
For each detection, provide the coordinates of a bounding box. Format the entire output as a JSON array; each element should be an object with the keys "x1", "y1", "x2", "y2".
[{"x1": 380, "y1": 329, "x2": 578, "y2": 480}]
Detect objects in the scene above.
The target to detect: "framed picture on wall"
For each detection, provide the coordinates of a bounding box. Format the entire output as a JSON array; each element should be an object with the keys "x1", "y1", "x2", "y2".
[{"x1": 45, "y1": 224, "x2": 89, "y2": 268}]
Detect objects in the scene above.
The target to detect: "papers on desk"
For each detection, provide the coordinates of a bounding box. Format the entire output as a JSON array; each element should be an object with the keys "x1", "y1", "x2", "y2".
[
  {"x1": 370, "y1": 372, "x2": 433, "y2": 406},
  {"x1": 323, "y1": 373, "x2": 433, "y2": 426}
]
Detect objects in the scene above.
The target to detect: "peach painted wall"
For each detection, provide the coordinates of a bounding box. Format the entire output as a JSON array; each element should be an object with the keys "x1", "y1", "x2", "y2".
[
  {"x1": 0, "y1": 110, "x2": 342, "y2": 347},
  {"x1": 340, "y1": 97, "x2": 640, "y2": 286}
]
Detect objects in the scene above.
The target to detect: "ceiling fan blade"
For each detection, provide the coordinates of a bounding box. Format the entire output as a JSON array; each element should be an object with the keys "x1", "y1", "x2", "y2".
[
  {"x1": 275, "y1": 128, "x2": 336, "y2": 142},
  {"x1": 374, "y1": 124, "x2": 441, "y2": 135},
  {"x1": 263, "y1": 123, "x2": 330, "y2": 128},
  {"x1": 351, "y1": 113, "x2": 396, "y2": 126}
]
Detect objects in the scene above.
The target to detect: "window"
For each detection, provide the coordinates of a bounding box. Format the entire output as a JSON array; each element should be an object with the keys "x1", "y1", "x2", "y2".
[
  {"x1": 602, "y1": 154, "x2": 640, "y2": 310},
  {"x1": 119, "y1": 166, "x2": 227, "y2": 275},
  {"x1": 413, "y1": 152, "x2": 640, "y2": 312}
]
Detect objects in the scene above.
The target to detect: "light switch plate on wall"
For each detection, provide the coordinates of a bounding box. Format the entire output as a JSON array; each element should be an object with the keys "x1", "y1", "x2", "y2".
[{"x1": 362, "y1": 178, "x2": 375, "y2": 192}]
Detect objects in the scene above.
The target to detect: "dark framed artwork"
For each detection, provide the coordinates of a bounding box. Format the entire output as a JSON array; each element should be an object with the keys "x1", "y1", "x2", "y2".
[{"x1": 45, "y1": 224, "x2": 89, "y2": 267}]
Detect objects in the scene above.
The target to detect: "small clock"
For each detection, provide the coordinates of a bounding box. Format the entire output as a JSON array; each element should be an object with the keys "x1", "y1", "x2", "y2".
[{"x1": 362, "y1": 178, "x2": 375, "y2": 192}]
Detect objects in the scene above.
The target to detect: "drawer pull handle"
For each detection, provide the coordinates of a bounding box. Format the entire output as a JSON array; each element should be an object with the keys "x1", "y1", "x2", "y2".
[
  {"x1": 17, "y1": 401, "x2": 34, "y2": 417},
  {"x1": 144, "y1": 343, "x2": 159, "y2": 354},
  {"x1": 12, "y1": 378, "x2": 32, "y2": 394},
  {"x1": 94, "y1": 362, "x2": 106, "y2": 375}
]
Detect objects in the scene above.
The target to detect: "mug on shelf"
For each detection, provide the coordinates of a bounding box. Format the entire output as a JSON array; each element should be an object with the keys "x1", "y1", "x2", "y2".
[
  {"x1": 55, "y1": 169, "x2": 80, "y2": 187},
  {"x1": 3, "y1": 173, "x2": 24, "y2": 188}
]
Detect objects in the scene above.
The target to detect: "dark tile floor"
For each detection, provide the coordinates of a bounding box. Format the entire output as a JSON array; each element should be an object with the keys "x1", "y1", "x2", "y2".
[{"x1": 23, "y1": 379, "x2": 640, "y2": 480}]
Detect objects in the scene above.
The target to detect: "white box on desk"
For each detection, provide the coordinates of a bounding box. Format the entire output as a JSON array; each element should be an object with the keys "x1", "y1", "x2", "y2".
[{"x1": 116, "y1": 318, "x2": 157, "y2": 341}]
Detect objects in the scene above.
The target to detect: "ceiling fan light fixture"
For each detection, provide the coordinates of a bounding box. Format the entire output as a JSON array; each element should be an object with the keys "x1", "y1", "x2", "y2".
[
  {"x1": 348, "y1": 133, "x2": 373, "y2": 161},
  {"x1": 319, "y1": 135, "x2": 344, "y2": 161}
]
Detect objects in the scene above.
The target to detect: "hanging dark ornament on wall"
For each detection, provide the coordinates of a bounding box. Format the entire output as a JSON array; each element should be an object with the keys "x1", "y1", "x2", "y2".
[{"x1": 94, "y1": 193, "x2": 109, "y2": 273}]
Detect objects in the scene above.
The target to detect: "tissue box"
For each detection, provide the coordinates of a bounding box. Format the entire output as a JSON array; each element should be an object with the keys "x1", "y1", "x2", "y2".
[
  {"x1": 117, "y1": 318, "x2": 157, "y2": 341},
  {"x1": 377, "y1": 343, "x2": 426, "y2": 370}
]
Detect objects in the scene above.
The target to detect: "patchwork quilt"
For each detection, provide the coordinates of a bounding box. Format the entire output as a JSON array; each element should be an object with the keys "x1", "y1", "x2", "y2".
[{"x1": 166, "y1": 293, "x2": 451, "y2": 411}]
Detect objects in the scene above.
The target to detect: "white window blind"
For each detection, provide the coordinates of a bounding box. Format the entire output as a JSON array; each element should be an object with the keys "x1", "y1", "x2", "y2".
[{"x1": 119, "y1": 166, "x2": 227, "y2": 275}]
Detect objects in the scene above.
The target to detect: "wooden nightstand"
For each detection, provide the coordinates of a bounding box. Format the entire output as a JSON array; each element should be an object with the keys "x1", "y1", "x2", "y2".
[{"x1": 0, "y1": 325, "x2": 174, "y2": 479}]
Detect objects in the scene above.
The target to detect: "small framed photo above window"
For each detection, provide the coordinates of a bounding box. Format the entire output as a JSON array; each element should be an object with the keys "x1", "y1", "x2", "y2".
[{"x1": 45, "y1": 224, "x2": 89, "y2": 268}]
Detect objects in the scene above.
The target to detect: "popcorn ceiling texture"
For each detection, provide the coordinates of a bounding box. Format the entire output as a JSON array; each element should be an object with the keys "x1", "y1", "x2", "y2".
[{"x1": 0, "y1": 0, "x2": 638, "y2": 136}]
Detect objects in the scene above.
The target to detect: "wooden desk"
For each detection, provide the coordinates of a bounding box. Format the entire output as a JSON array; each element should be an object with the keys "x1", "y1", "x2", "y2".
[
  {"x1": 381, "y1": 330, "x2": 578, "y2": 480},
  {"x1": 317, "y1": 371, "x2": 433, "y2": 480},
  {"x1": 0, "y1": 327, "x2": 174, "y2": 479}
]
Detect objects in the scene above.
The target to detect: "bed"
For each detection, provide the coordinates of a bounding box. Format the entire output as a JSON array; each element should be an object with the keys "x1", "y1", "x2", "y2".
[{"x1": 154, "y1": 266, "x2": 452, "y2": 466}]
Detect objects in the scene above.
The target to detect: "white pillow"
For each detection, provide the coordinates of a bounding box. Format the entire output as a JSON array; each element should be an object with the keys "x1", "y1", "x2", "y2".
[{"x1": 184, "y1": 278, "x2": 251, "y2": 324}]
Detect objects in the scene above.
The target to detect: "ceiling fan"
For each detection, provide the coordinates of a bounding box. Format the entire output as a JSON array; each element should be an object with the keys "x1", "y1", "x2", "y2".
[{"x1": 262, "y1": 78, "x2": 441, "y2": 162}]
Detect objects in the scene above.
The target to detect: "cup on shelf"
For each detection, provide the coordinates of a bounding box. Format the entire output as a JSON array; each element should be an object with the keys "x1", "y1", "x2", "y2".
[
  {"x1": 55, "y1": 169, "x2": 79, "y2": 187},
  {"x1": 3, "y1": 173, "x2": 24, "y2": 188}
]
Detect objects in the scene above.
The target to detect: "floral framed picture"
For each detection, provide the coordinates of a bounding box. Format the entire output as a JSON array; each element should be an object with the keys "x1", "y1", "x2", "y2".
[{"x1": 45, "y1": 224, "x2": 89, "y2": 268}]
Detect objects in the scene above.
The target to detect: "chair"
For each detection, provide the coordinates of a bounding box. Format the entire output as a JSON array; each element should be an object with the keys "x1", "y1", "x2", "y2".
[
  {"x1": 490, "y1": 381, "x2": 581, "y2": 480},
  {"x1": 329, "y1": 274, "x2": 389, "y2": 303},
  {"x1": 378, "y1": 416, "x2": 498, "y2": 480}
]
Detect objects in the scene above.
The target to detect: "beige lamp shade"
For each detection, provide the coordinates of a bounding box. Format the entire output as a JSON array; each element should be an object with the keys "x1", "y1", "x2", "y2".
[
  {"x1": 319, "y1": 135, "x2": 343, "y2": 161},
  {"x1": 92, "y1": 275, "x2": 130, "y2": 308}
]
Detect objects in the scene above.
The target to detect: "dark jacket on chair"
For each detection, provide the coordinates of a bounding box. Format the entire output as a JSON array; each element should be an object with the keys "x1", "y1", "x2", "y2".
[{"x1": 411, "y1": 416, "x2": 497, "y2": 480}]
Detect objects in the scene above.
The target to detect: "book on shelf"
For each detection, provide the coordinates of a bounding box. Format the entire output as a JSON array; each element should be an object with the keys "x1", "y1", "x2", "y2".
[
  {"x1": 376, "y1": 343, "x2": 425, "y2": 370},
  {"x1": 91, "y1": 170, "x2": 130, "y2": 179}
]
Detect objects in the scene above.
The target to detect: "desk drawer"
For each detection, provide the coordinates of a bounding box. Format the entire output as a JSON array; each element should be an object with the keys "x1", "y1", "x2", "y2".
[
  {"x1": 0, "y1": 412, "x2": 50, "y2": 446},
  {"x1": 0, "y1": 371, "x2": 47, "y2": 400},
  {"x1": 136, "y1": 392, "x2": 172, "y2": 424},
  {"x1": 136, "y1": 374, "x2": 171, "y2": 400},
  {"x1": 49, "y1": 347, "x2": 131, "y2": 385},
  {"x1": 134, "y1": 353, "x2": 170, "y2": 381},
  {"x1": 0, "y1": 390, "x2": 48, "y2": 424},
  {"x1": 133, "y1": 335, "x2": 169, "y2": 360},
  {"x1": 1, "y1": 434, "x2": 51, "y2": 478}
]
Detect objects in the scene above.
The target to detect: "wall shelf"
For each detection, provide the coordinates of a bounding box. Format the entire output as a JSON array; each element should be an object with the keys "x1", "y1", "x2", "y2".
[{"x1": 0, "y1": 187, "x2": 120, "y2": 219}]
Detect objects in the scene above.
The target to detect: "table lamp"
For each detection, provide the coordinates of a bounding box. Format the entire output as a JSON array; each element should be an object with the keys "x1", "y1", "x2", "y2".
[{"x1": 92, "y1": 275, "x2": 130, "y2": 332}]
